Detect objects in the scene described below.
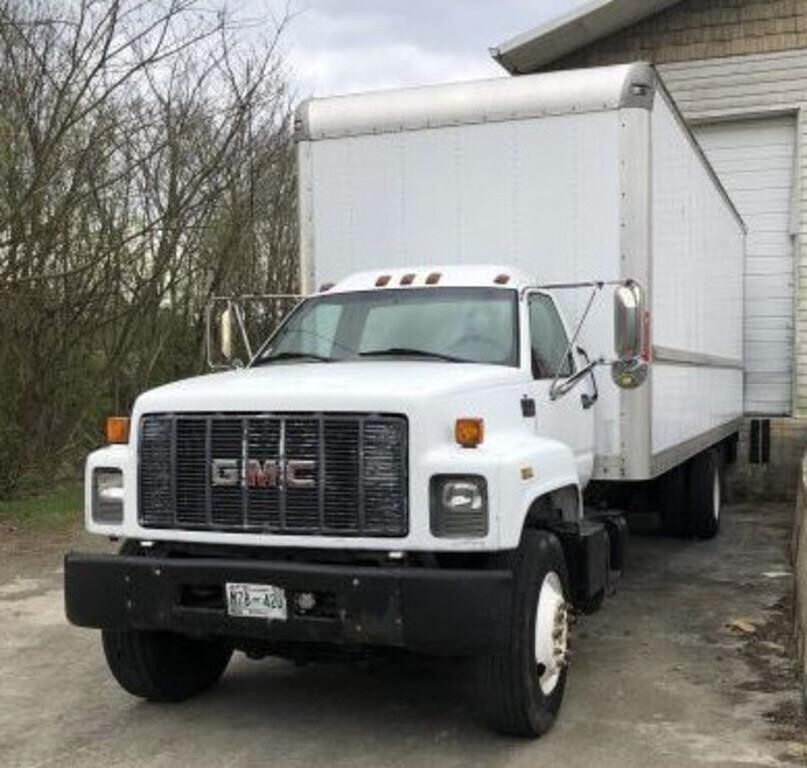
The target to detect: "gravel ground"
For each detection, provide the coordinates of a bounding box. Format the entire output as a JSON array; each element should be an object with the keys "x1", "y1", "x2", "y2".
[{"x1": 0, "y1": 503, "x2": 805, "y2": 768}]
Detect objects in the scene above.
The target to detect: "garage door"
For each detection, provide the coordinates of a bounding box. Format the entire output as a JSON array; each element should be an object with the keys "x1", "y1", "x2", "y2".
[{"x1": 694, "y1": 117, "x2": 796, "y2": 415}]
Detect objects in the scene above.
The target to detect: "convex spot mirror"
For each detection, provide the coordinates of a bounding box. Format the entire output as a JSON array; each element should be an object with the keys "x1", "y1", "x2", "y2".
[{"x1": 612, "y1": 282, "x2": 648, "y2": 390}]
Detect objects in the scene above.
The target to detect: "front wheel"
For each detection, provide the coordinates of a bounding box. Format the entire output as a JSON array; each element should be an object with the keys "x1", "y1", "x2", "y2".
[
  {"x1": 102, "y1": 629, "x2": 232, "y2": 702},
  {"x1": 478, "y1": 530, "x2": 571, "y2": 737}
]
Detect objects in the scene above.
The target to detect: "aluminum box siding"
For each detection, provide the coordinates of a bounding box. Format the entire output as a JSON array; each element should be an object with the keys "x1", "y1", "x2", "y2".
[
  {"x1": 296, "y1": 64, "x2": 654, "y2": 140},
  {"x1": 694, "y1": 117, "x2": 797, "y2": 415},
  {"x1": 302, "y1": 110, "x2": 624, "y2": 460},
  {"x1": 650, "y1": 92, "x2": 745, "y2": 455}
]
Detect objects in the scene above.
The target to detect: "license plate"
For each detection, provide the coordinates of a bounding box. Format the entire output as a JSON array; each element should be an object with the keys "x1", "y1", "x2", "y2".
[{"x1": 226, "y1": 582, "x2": 287, "y2": 621}]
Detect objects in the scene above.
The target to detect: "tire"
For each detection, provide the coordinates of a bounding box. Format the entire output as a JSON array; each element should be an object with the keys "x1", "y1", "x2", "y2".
[
  {"x1": 478, "y1": 530, "x2": 571, "y2": 737},
  {"x1": 687, "y1": 450, "x2": 721, "y2": 541},
  {"x1": 658, "y1": 464, "x2": 689, "y2": 537},
  {"x1": 102, "y1": 629, "x2": 232, "y2": 703}
]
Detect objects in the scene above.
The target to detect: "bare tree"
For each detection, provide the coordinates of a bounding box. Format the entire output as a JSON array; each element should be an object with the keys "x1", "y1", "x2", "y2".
[{"x1": 0, "y1": 0, "x2": 299, "y2": 497}]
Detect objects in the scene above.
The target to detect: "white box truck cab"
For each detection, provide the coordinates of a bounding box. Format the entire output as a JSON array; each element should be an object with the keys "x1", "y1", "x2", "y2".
[{"x1": 65, "y1": 64, "x2": 745, "y2": 737}]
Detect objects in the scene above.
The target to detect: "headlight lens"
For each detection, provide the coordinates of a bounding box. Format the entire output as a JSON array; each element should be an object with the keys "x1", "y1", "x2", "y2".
[
  {"x1": 430, "y1": 475, "x2": 488, "y2": 538},
  {"x1": 92, "y1": 468, "x2": 124, "y2": 524}
]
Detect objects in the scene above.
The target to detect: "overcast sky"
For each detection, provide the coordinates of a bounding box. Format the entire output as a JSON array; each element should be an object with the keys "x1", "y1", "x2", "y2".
[{"x1": 253, "y1": 0, "x2": 589, "y2": 98}]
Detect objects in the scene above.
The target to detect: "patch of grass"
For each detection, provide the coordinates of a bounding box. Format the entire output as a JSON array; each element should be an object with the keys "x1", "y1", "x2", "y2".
[{"x1": 0, "y1": 483, "x2": 83, "y2": 529}]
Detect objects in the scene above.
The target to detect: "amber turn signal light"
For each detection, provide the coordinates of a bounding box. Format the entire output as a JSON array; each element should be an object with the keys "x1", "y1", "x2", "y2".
[
  {"x1": 455, "y1": 418, "x2": 484, "y2": 448},
  {"x1": 106, "y1": 417, "x2": 131, "y2": 445}
]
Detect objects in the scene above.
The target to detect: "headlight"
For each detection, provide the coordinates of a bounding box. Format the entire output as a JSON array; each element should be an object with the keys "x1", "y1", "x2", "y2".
[
  {"x1": 92, "y1": 468, "x2": 124, "y2": 524},
  {"x1": 430, "y1": 475, "x2": 488, "y2": 538}
]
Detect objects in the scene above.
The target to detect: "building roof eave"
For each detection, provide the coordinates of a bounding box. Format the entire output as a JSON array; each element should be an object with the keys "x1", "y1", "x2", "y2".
[{"x1": 492, "y1": 0, "x2": 683, "y2": 73}]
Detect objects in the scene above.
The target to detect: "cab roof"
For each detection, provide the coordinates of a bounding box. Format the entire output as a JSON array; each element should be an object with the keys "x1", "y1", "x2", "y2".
[{"x1": 320, "y1": 265, "x2": 535, "y2": 295}]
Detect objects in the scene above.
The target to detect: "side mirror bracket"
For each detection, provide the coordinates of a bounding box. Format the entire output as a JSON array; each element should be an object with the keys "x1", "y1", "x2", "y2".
[{"x1": 523, "y1": 279, "x2": 649, "y2": 399}]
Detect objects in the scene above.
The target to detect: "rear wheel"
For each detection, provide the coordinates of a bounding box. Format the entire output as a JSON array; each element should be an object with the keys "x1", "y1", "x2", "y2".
[
  {"x1": 478, "y1": 530, "x2": 570, "y2": 737},
  {"x1": 658, "y1": 463, "x2": 689, "y2": 536},
  {"x1": 102, "y1": 629, "x2": 232, "y2": 702},
  {"x1": 688, "y1": 450, "x2": 721, "y2": 540}
]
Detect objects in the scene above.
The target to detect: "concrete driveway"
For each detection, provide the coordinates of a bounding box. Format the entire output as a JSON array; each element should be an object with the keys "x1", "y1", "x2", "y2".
[{"x1": 1, "y1": 503, "x2": 805, "y2": 768}]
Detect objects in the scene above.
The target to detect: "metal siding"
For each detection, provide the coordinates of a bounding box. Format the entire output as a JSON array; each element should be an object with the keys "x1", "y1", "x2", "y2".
[
  {"x1": 308, "y1": 112, "x2": 623, "y2": 288},
  {"x1": 651, "y1": 93, "x2": 745, "y2": 453},
  {"x1": 297, "y1": 64, "x2": 648, "y2": 140},
  {"x1": 694, "y1": 116, "x2": 796, "y2": 414},
  {"x1": 652, "y1": 366, "x2": 745, "y2": 456}
]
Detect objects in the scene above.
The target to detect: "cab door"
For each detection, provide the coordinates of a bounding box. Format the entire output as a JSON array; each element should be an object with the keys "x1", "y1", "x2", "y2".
[{"x1": 526, "y1": 292, "x2": 596, "y2": 485}]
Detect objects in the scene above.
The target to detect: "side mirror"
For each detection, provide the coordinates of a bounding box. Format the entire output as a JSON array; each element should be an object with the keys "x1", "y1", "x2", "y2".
[
  {"x1": 614, "y1": 283, "x2": 644, "y2": 359},
  {"x1": 612, "y1": 282, "x2": 648, "y2": 390},
  {"x1": 209, "y1": 301, "x2": 251, "y2": 370}
]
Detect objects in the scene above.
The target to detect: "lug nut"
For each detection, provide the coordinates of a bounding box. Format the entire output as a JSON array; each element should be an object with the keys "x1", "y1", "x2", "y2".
[{"x1": 295, "y1": 592, "x2": 316, "y2": 612}]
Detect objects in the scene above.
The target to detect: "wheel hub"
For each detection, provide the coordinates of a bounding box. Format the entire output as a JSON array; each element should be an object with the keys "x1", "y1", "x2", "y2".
[{"x1": 535, "y1": 571, "x2": 569, "y2": 696}]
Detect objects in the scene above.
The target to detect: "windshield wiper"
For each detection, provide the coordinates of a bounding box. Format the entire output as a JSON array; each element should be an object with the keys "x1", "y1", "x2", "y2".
[
  {"x1": 359, "y1": 347, "x2": 470, "y2": 363},
  {"x1": 253, "y1": 351, "x2": 334, "y2": 366}
]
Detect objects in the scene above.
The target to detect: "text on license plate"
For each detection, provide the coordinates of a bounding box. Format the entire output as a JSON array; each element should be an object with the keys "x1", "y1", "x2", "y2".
[{"x1": 226, "y1": 582, "x2": 287, "y2": 621}]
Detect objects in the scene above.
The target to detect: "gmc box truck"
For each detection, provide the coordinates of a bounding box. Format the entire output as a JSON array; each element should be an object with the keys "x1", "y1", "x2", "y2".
[{"x1": 66, "y1": 63, "x2": 744, "y2": 737}]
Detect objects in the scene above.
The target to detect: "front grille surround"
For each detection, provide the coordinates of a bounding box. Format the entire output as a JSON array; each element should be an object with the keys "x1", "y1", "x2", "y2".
[{"x1": 138, "y1": 413, "x2": 409, "y2": 537}]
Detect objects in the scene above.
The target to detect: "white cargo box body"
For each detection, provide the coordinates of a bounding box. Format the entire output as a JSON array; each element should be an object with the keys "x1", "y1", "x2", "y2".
[{"x1": 296, "y1": 64, "x2": 745, "y2": 482}]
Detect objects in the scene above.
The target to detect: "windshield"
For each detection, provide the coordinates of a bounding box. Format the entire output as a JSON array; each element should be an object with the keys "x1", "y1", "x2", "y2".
[{"x1": 253, "y1": 287, "x2": 519, "y2": 367}]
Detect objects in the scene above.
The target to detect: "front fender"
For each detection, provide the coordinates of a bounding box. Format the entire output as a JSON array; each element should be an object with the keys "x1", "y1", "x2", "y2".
[
  {"x1": 489, "y1": 435, "x2": 581, "y2": 550},
  {"x1": 421, "y1": 433, "x2": 580, "y2": 551}
]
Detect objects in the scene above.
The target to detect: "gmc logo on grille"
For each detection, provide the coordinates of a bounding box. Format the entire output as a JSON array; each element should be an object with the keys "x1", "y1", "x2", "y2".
[{"x1": 211, "y1": 459, "x2": 316, "y2": 489}]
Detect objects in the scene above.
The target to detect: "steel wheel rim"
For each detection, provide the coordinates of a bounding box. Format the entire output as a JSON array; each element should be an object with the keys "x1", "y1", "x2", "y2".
[{"x1": 534, "y1": 570, "x2": 568, "y2": 696}]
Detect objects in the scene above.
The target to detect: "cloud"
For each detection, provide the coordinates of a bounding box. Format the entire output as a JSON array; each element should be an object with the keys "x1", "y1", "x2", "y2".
[
  {"x1": 271, "y1": 0, "x2": 587, "y2": 97},
  {"x1": 286, "y1": 37, "x2": 500, "y2": 98}
]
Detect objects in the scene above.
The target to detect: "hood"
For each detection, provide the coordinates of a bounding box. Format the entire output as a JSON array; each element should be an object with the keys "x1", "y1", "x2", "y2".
[{"x1": 134, "y1": 361, "x2": 527, "y2": 416}]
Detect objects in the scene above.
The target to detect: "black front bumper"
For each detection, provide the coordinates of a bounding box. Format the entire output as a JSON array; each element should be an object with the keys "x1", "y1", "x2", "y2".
[{"x1": 64, "y1": 553, "x2": 512, "y2": 656}]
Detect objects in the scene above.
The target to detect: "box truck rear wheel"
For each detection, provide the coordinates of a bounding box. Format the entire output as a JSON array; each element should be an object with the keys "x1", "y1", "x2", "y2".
[
  {"x1": 688, "y1": 450, "x2": 721, "y2": 540},
  {"x1": 102, "y1": 629, "x2": 232, "y2": 702},
  {"x1": 658, "y1": 464, "x2": 689, "y2": 536},
  {"x1": 478, "y1": 530, "x2": 570, "y2": 737}
]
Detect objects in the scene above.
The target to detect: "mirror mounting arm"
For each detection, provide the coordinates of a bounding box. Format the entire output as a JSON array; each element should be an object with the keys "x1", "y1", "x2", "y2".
[
  {"x1": 523, "y1": 277, "x2": 648, "y2": 397},
  {"x1": 549, "y1": 357, "x2": 604, "y2": 400}
]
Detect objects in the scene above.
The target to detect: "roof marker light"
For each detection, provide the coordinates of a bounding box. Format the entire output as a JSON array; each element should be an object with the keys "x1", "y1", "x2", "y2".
[
  {"x1": 425, "y1": 272, "x2": 442, "y2": 285},
  {"x1": 400, "y1": 273, "x2": 416, "y2": 286},
  {"x1": 376, "y1": 275, "x2": 392, "y2": 287},
  {"x1": 319, "y1": 282, "x2": 335, "y2": 292},
  {"x1": 494, "y1": 274, "x2": 511, "y2": 285}
]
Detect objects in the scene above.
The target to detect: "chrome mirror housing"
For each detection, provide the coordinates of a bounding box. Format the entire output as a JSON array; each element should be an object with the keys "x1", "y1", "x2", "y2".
[{"x1": 612, "y1": 282, "x2": 648, "y2": 389}]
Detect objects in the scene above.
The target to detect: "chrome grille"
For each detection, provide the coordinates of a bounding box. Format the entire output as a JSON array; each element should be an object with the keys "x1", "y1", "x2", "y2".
[{"x1": 138, "y1": 413, "x2": 408, "y2": 536}]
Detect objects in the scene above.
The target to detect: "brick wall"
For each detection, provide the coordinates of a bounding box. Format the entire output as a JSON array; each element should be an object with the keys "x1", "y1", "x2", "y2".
[{"x1": 551, "y1": 0, "x2": 807, "y2": 70}]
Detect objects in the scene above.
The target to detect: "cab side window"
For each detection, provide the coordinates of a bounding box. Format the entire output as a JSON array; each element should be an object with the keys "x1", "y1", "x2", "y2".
[{"x1": 528, "y1": 294, "x2": 574, "y2": 379}]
